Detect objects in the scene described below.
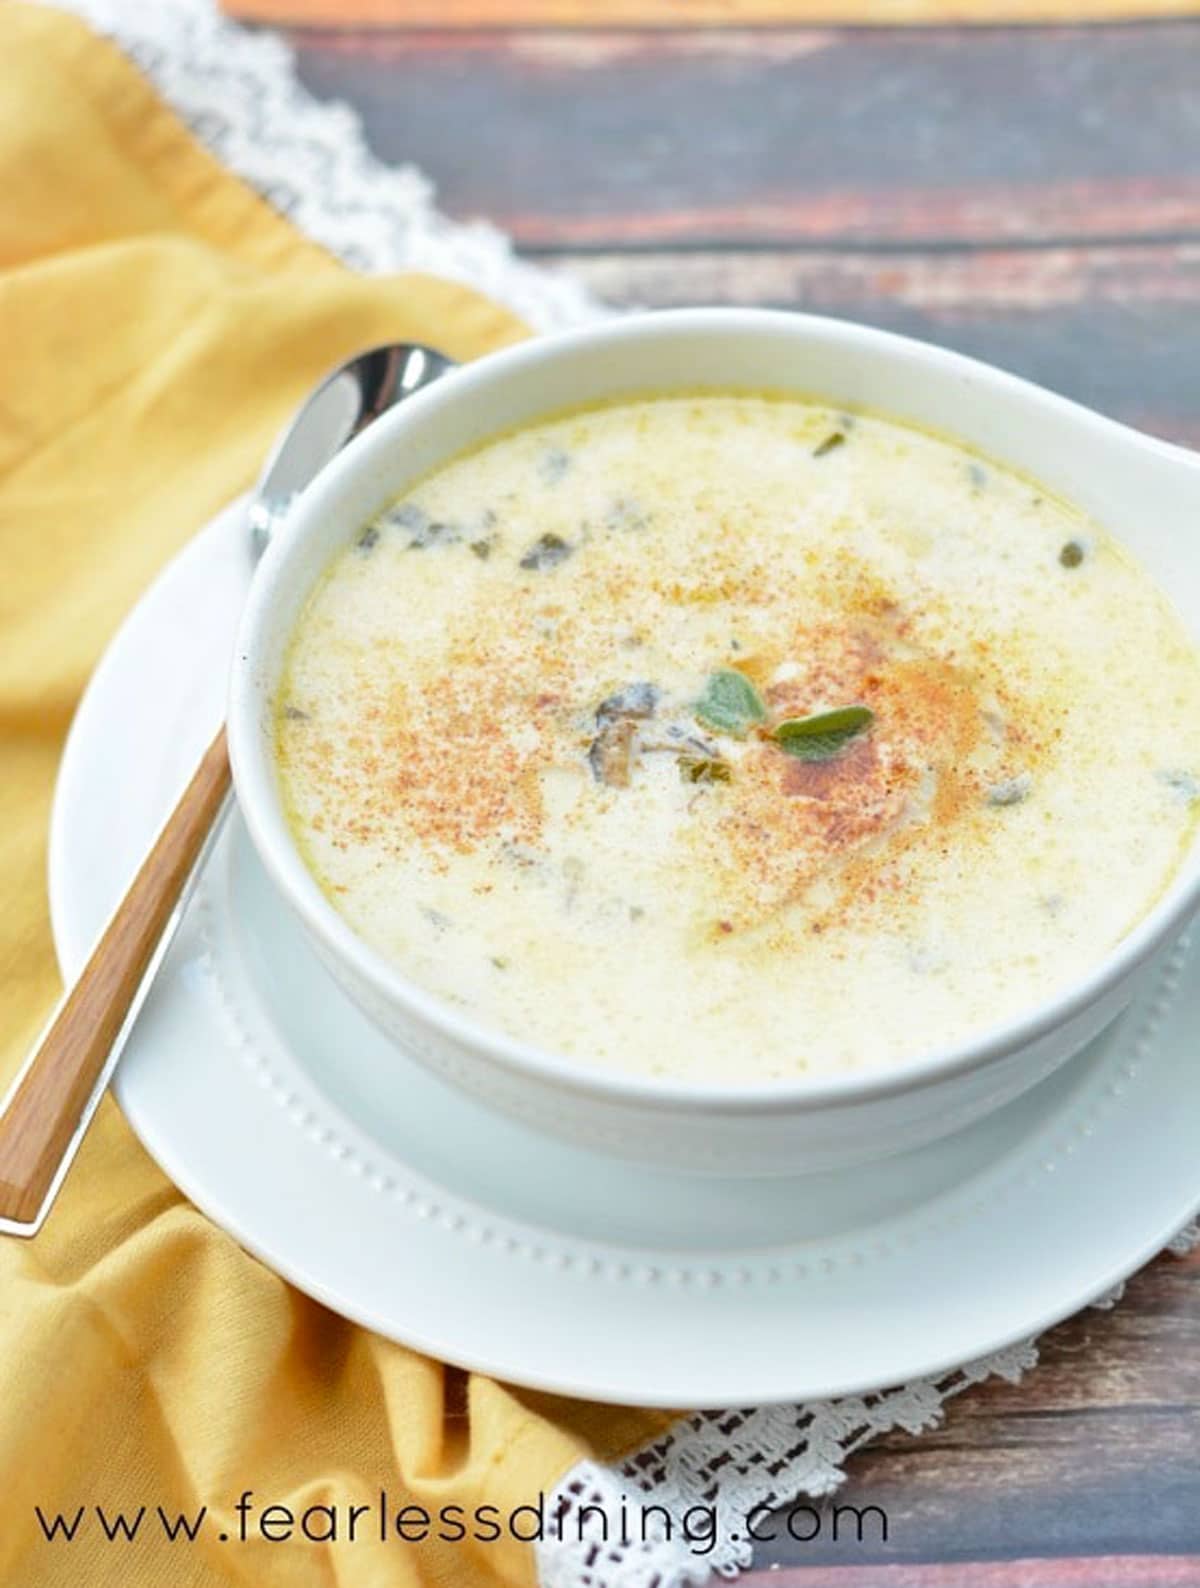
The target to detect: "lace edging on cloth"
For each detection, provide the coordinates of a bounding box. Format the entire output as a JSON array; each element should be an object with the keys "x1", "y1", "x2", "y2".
[
  {"x1": 44, "y1": 0, "x2": 603, "y2": 332},
  {"x1": 541, "y1": 1220, "x2": 1200, "y2": 1585},
  {"x1": 33, "y1": 5, "x2": 1200, "y2": 1583}
]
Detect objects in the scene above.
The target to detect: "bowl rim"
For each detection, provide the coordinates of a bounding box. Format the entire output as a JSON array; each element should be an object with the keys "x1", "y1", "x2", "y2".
[{"x1": 228, "y1": 305, "x2": 1200, "y2": 1116}]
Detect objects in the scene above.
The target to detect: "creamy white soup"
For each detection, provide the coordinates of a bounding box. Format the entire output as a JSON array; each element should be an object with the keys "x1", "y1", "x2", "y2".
[{"x1": 276, "y1": 394, "x2": 1200, "y2": 1083}]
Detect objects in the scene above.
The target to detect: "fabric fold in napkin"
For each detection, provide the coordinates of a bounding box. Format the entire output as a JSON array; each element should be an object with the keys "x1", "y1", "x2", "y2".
[{"x1": 0, "y1": 9, "x2": 672, "y2": 1585}]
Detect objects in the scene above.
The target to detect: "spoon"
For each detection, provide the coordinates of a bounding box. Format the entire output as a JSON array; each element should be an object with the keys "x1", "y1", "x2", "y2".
[{"x1": 0, "y1": 342, "x2": 456, "y2": 1237}]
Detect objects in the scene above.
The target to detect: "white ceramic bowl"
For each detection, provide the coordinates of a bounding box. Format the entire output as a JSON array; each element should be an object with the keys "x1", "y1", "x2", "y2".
[{"x1": 228, "y1": 309, "x2": 1200, "y2": 1175}]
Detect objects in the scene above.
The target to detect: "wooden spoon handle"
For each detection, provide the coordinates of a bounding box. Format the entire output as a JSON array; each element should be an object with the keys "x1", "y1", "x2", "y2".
[{"x1": 0, "y1": 725, "x2": 231, "y2": 1234}]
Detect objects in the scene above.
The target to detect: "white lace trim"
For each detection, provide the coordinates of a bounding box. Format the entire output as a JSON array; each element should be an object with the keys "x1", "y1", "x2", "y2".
[
  {"x1": 539, "y1": 1343, "x2": 1039, "y2": 1587},
  {"x1": 43, "y1": 0, "x2": 603, "y2": 333},
  {"x1": 536, "y1": 1232, "x2": 1200, "y2": 1588},
  {"x1": 36, "y1": 5, "x2": 1200, "y2": 1582}
]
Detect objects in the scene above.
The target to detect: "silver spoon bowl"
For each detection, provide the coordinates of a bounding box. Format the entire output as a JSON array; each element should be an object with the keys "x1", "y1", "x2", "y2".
[{"x1": 249, "y1": 343, "x2": 455, "y2": 557}]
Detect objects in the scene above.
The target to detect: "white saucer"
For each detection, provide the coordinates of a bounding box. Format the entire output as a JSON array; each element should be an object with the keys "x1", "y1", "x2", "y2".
[{"x1": 49, "y1": 500, "x2": 1200, "y2": 1408}]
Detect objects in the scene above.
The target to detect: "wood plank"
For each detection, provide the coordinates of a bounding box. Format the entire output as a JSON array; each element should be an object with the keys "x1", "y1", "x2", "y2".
[
  {"x1": 550, "y1": 243, "x2": 1200, "y2": 447},
  {"x1": 286, "y1": 26, "x2": 1200, "y2": 247},
  {"x1": 225, "y1": 1, "x2": 1200, "y2": 25},
  {"x1": 506, "y1": 183, "x2": 1200, "y2": 250},
  {"x1": 557, "y1": 241, "x2": 1200, "y2": 311},
  {"x1": 747, "y1": 1559, "x2": 1200, "y2": 1585},
  {"x1": 743, "y1": 1251, "x2": 1200, "y2": 1572}
]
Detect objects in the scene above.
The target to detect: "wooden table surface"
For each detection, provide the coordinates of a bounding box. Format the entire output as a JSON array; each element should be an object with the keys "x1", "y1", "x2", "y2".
[{"x1": 253, "y1": 12, "x2": 1200, "y2": 1581}]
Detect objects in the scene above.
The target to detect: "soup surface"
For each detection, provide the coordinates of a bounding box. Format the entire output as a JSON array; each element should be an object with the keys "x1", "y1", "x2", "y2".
[{"x1": 276, "y1": 395, "x2": 1200, "y2": 1083}]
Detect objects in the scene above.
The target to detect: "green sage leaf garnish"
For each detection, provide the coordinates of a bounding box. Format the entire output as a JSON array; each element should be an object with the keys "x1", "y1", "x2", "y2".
[
  {"x1": 519, "y1": 532, "x2": 572, "y2": 571},
  {"x1": 774, "y1": 705, "x2": 873, "y2": 761},
  {"x1": 385, "y1": 502, "x2": 462, "y2": 550},
  {"x1": 813, "y1": 431, "x2": 846, "y2": 458},
  {"x1": 678, "y1": 754, "x2": 732, "y2": 785},
  {"x1": 695, "y1": 670, "x2": 767, "y2": 737}
]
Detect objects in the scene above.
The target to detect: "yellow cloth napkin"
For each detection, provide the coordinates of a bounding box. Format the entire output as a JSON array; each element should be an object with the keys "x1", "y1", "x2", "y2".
[{"x1": 0, "y1": 8, "x2": 672, "y2": 1584}]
